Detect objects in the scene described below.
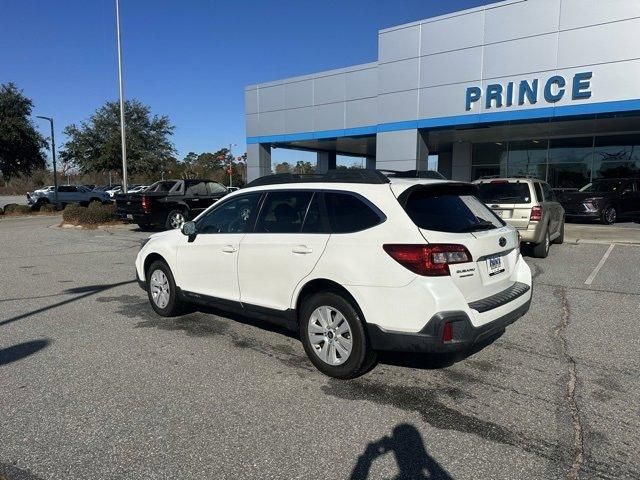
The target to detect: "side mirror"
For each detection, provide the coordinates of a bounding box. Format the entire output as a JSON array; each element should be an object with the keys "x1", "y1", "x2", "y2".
[{"x1": 181, "y1": 221, "x2": 197, "y2": 241}]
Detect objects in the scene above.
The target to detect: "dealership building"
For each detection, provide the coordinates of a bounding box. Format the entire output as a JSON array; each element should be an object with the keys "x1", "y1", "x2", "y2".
[{"x1": 245, "y1": 0, "x2": 640, "y2": 187}]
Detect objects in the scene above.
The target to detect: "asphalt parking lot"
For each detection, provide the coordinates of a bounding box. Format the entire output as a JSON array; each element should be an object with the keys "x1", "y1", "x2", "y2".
[{"x1": 1, "y1": 215, "x2": 639, "y2": 480}]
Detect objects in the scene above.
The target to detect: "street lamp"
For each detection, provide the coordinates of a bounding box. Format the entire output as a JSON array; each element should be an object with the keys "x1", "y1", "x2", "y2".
[
  {"x1": 35, "y1": 115, "x2": 58, "y2": 204},
  {"x1": 115, "y1": 0, "x2": 128, "y2": 194}
]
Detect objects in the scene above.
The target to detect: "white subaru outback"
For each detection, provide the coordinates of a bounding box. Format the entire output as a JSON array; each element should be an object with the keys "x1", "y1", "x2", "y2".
[{"x1": 135, "y1": 170, "x2": 532, "y2": 378}]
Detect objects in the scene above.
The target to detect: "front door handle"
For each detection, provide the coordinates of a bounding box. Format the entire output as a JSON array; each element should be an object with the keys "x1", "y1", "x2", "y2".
[
  {"x1": 222, "y1": 245, "x2": 237, "y2": 253},
  {"x1": 292, "y1": 245, "x2": 313, "y2": 254}
]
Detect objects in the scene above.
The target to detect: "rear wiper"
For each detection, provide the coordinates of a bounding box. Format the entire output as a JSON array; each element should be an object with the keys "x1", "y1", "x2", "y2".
[{"x1": 458, "y1": 221, "x2": 497, "y2": 233}]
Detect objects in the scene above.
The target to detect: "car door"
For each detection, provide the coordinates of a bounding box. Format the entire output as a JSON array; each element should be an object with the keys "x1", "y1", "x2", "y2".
[
  {"x1": 619, "y1": 180, "x2": 638, "y2": 215},
  {"x1": 237, "y1": 190, "x2": 330, "y2": 311},
  {"x1": 174, "y1": 192, "x2": 262, "y2": 301},
  {"x1": 183, "y1": 181, "x2": 209, "y2": 217},
  {"x1": 542, "y1": 182, "x2": 562, "y2": 235}
]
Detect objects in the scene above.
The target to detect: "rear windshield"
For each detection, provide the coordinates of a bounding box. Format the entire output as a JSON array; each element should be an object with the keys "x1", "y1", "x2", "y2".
[
  {"x1": 476, "y1": 183, "x2": 532, "y2": 204},
  {"x1": 401, "y1": 186, "x2": 504, "y2": 233}
]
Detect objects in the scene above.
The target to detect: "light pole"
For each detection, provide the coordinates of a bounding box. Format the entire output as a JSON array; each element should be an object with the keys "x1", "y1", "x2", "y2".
[
  {"x1": 35, "y1": 116, "x2": 58, "y2": 204},
  {"x1": 115, "y1": 0, "x2": 128, "y2": 194},
  {"x1": 228, "y1": 143, "x2": 237, "y2": 188}
]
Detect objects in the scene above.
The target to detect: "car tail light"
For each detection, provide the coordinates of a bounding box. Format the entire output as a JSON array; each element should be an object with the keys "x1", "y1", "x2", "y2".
[
  {"x1": 383, "y1": 244, "x2": 472, "y2": 276},
  {"x1": 530, "y1": 205, "x2": 542, "y2": 221},
  {"x1": 442, "y1": 322, "x2": 453, "y2": 342},
  {"x1": 141, "y1": 196, "x2": 151, "y2": 213}
]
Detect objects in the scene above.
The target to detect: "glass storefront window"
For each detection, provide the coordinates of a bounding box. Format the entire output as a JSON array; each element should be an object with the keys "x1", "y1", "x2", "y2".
[
  {"x1": 593, "y1": 134, "x2": 640, "y2": 179},
  {"x1": 507, "y1": 140, "x2": 548, "y2": 179},
  {"x1": 548, "y1": 137, "x2": 594, "y2": 164},
  {"x1": 473, "y1": 143, "x2": 508, "y2": 166},
  {"x1": 547, "y1": 163, "x2": 590, "y2": 189}
]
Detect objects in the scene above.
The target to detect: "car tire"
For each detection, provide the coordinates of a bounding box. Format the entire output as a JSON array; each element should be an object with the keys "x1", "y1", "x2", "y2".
[
  {"x1": 553, "y1": 220, "x2": 565, "y2": 245},
  {"x1": 601, "y1": 206, "x2": 617, "y2": 225},
  {"x1": 532, "y1": 228, "x2": 550, "y2": 258},
  {"x1": 137, "y1": 223, "x2": 154, "y2": 231},
  {"x1": 165, "y1": 210, "x2": 187, "y2": 230},
  {"x1": 146, "y1": 260, "x2": 183, "y2": 317},
  {"x1": 299, "y1": 291, "x2": 376, "y2": 379}
]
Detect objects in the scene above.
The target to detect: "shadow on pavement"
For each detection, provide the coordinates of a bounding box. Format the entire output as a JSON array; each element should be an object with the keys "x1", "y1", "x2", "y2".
[
  {"x1": 350, "y1": 423, "x2": 453, "y2": 480},
  {"x1": 377, "y1": 331, "x2": 503, "y2": 371},
  {"x1": 0, "y1": 339, "x2": 50, "y2": 366},
  {"x1": 0, "y1": 280, "x2": 135, "y2": 327}
]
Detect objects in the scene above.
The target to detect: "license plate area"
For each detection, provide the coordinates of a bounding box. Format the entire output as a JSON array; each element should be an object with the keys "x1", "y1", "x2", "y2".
[
  {"x1": 126, "y1": 214, "x2": 133, "y2": 220},
  {"x1": 486, "y1": 255, "x2": 506, "y2": 277},
  {"x1": 493, "y1": 209, "x2": 512, "y2": 219}
]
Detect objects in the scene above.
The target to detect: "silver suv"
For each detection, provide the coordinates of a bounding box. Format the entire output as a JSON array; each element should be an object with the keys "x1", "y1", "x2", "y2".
[{"x1": 474, "y1": 177, "x2": 565, "y2": 258}]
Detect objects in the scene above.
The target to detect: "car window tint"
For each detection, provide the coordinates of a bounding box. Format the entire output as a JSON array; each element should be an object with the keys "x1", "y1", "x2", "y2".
[
  {"x1": 534, "y1": 183, "x2": 544, "y2": 202},
  {"x1": 196, "y1": 193, "x2": 261, "y2": 234},
  {"x1": 255, "y1": 191, "x2": 313, "y2": 233},
  {"x1": 301, "y1": 193, "x2": 326, "y2": 233},
  {"x1": 542, "y1": 183, "x2": 556, "y2": 202},
  {"x1": 186, "y1": 181, "x2": 208, "y2": 196},
  {"x1": 477, "y1": 183, "x2": 532, "y2": 204},
  {"x1": 324, "y1": 192, "x2": 382, "y2": 233},
  {"x1": 401, "y1": 184, "x2": 504, "y2": 233},
  {"x1": 207, "y1": 182, "x2": 227, "y2": 194}
]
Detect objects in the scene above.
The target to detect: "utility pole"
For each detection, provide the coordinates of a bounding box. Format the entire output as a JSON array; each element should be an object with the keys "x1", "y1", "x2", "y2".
[
  {"x1": 115, "y1": 0, "x2": 128, "y2": 194},
  {"x1": 228, "y1": 143, "x2": 237, "y2": 188},
  {"x1": 35, "y1": 116, "x2": 58, "y2": 204}
]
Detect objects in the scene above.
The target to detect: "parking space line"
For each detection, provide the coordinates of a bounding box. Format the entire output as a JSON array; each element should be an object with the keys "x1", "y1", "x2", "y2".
[{"x1": 585, "y1": 243, "x2": 615, "y2": 286}]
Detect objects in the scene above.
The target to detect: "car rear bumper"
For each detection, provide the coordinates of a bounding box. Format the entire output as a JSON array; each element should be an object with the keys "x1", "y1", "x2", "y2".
[
  {"x1": 366, "y1": 294, "x2": 531, "y2": 353},
  {"x1": 118, "y1": 211, "x2": 164, "y2": 225}
]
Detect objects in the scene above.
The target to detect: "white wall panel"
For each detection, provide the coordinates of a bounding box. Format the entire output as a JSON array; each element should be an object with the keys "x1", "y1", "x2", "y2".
[
  {"x1": 258, "y1": 110, "x2": 285, "y2": 135},
  {"x1": 313, "y1": 103, "x2": 344, "y2": 131},
  {"x1": 285, "y1": 107, "x2": 314, "y2": 133},
  {"x1": 379, "y1": 25, "x2": 420, "y2": 63},
  {"x1": 346, "y1": 68, "x2": 377, "y2": 100},
  {"x1": 420, "y1": 47, "x2": 482, "y2": 88},
  {"x1": 245, "y1": 89, "x2": 258, "y2": 115},
  {"x1": 484, "y1": 0, "x2": 560, "y2": 43},
  {"x1": 421, "y1": 11, "x2": 484, "y2": 55},
  {"x1": 378, "y1": 58, "x2": 420, "y2": 94},
  {"x1": 377, "y1": 90, "x2": 419, "y2": 123},
  {"x1": 345, "y1": 98, "x2": 377, "y2": 128},
  {"x1": 560, "y1": 0, "x2": 640, "y2": 30},
  {"x1": 483, "y1": 33, "x2": 558, "y2": 79},
  {"x1": 558, "y1": 18, "x2": 640, "y2": 69},
  {"x1": 314, "y1": 74, "x2": 346, "y2": 105},
  {"x1": 285, "y1": 80, "x2": 313, "y2": 109},
  {"x1": 257, "y1": 84, "x2": 285, "y2": 112}
]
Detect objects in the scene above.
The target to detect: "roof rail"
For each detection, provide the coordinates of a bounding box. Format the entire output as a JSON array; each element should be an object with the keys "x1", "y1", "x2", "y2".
[
  {"x1": 379, "y1": 169, "x2": 446, "y2": 180},
  {"x1": 246, "y1": 169, "x2": 390, "y2": 187}
]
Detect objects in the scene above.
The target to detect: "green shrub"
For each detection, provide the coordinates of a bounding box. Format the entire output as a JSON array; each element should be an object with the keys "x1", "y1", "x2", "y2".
[
  {"x1": 3, "y1": 204, "x2": 32, "y2": 215},
  {"x1": 63, "y1": 203, "x2": 118, "y2": 225},
  {"x1": 40, "y1": 203, "x2": 58, "y2": 213},
  {"x1": 62, "y1": 203, "x2": 85, "y2": 223}
]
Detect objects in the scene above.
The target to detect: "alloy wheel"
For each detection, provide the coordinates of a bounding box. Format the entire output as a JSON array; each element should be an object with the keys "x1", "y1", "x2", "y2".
[
  {"x1": 307, "y1": 306, "x2": 353, "y2": 366},
  {"x1": 169, "y1": 212, "x2": 185, "y2": 229},
  {"x1": 605, "y1": 207, "x2": 617, "y2": 224}
]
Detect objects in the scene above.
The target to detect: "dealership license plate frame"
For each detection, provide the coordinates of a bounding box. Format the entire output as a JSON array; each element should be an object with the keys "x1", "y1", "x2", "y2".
[{"x1": 487, "y1": 255, "x2": 505, "y2": 276}]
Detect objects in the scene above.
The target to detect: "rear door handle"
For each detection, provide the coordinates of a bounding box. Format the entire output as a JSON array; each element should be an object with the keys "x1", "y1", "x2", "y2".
[
  {"x1": 292, "y1": 245, "x2": 313, "y2": 254},
  {"x1": 222, "y1": 245, "x2": 237, "y2": 253}
]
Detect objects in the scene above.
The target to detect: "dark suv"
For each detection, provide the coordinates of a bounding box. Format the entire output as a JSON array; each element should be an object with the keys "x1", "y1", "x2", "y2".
[{"x1": 558, "y1": 178, "x2": 640, "y2": 224}]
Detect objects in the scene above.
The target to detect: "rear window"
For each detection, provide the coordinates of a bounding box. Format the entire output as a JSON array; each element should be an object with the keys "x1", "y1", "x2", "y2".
[
  {"x1": 401, "y1": 186, "x2": 504, "y2": 233},
  {"x1": 476, "y1": 182, "x2": 532, "y2": 204}
]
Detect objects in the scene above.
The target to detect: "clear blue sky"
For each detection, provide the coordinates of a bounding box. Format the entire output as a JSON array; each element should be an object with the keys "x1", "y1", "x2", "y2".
[{"x1": 1, "y1": 0, "x2": 495, "y2": 166}]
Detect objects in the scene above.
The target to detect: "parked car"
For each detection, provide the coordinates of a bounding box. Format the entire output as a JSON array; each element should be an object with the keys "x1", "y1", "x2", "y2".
[
  {"x1": 135, "y1": 170, "x2": 532, "y2": 378},
  {"x1": 116, "y1": 179, "x2": 228, "y2": 230},
  {"x1": 557, "y1": 178, "x2": 640, "y2": 225},
  {"x1": 474, "y1": 177, "x2": 565, "y2": 258},
  {"x1": 27, "y1": 185, "x2": 111, "y2": 208}
]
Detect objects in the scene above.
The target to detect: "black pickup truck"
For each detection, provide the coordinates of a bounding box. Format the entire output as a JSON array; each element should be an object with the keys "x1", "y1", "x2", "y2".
[{"x1": 116, "y1": 179, "x2": 229, "y2": 230}]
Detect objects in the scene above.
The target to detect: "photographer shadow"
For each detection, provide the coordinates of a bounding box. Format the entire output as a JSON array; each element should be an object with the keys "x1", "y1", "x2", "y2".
[{"x1": 350, "y1": 424, "x2": 453, "y2": 480}]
